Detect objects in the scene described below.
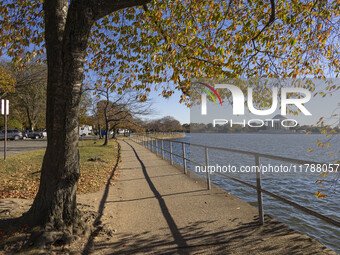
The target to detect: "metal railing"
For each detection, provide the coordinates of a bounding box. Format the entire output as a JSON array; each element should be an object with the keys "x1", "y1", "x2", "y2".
[
  {"x1": 130, "y1": 134, "x2": 340, "y2": 228},
  {"x1": 145, "y1": 131, "x2": 186, "y2": 137}
]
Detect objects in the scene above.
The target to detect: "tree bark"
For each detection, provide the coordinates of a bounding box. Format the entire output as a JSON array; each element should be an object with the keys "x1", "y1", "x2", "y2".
[
  {"x1": 98, "y1": 123, "x2": 102, "y2": 138},
  {"x1": 103, "y1": 94, "x2": 110, "y2": 146},
  {"x1": 25, "y1": 0, "x2": 95, "y2": 230},
  {"x1": 26, "y1": 107, "x2": 33, "y2": 130},
  {"x1": 103, "y1": 118, "x2": 109, "y2": 146},
  {"x1": 23, "y1": 0, "x2": 151, "y2": 232}
]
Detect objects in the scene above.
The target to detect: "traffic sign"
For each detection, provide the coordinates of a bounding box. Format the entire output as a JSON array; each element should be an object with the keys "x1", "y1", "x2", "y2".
[{"x1": 1, "y1": 99, "x2": 9, "y2": 115}]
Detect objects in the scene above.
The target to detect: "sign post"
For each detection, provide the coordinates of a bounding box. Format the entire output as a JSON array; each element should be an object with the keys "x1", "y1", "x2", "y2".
[{"x1": 1, "y1": 99, "x2": 9, "y2": 161}]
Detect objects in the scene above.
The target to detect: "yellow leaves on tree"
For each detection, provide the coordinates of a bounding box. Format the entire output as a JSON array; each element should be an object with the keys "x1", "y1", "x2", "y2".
[
  {"x1": 0, "y1": 67, "x2": 15, "y2": 95},
  {"x1": 2, "y1": 0, "x2": 340, "y2": 98}
]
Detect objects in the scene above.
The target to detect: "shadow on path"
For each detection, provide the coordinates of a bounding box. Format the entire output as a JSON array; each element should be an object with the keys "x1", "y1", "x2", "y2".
[
  {"x1": 81, "y1": 142, "x2": 121, "y2": 255},
  {"x1": 123, "y1": 140, "x2": 189, "y2": 253},
  {"x1": 106, "y1": 189, "x2": 206, "y2": 203}
]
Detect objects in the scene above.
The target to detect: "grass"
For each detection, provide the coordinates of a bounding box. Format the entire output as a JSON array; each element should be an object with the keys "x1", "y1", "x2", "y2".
[{"x1": 0, "y1": 139, "x2": 119, "y2": 199}]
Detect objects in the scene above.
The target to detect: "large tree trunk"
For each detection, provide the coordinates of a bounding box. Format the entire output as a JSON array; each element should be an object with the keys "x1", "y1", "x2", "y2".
[
  {"x1": 23, "y1": 0, "x2": 151, "y2": 233},
  {"x1": 25, "y1": 0, "x2": 95, "y2": 231}
]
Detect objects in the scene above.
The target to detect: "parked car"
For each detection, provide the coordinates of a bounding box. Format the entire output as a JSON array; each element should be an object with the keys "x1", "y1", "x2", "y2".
[
  {"x1": 42, "y1": 129, "x2": 47, "y2": 137},
  {"x1": 22, "y1": 131, "x2": 28, "y2": 139},
  {"x1": 0, "y1": 129, "x2": 24, "y2": 140},
  {"x1": 24, "y1": 130, "x2": 44, "y2": 139}
]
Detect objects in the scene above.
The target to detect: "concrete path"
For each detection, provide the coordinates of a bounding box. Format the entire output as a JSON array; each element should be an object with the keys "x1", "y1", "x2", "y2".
[{"x1": 84, "y1": 139, "x2": 336, "y2": 254}]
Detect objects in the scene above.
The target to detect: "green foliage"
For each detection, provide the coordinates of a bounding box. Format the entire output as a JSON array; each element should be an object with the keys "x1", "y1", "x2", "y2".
[
  {"x1": 79, "y1": 91, "x2": 93, "y2": 125},
  {"x1": 0, "y1": 61, "x2": 47, "y2": 130},
  {"x1": 0, "y1": 117, "x2": 23, "y2": 130},
  {"x1": 0, "y1": 66, "x2": 15, "y2": 96},
  {"x1": 87, "y1": 0, "x2": 340, "y2": 101},
  {"x1": 1, "y1": 0, "x2": 340, "y2": 100}
]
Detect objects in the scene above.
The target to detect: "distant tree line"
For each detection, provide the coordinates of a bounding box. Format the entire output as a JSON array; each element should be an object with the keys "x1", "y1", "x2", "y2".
[
  {"x1": 190, "y1": 123, "x2": 264, "y2": 133},
  {"x1": 143, "y1": 116, "x2": 183, "y2": 133},
  {"x1": 189, "y1": 123, "x2": 340, "y2": 134}
]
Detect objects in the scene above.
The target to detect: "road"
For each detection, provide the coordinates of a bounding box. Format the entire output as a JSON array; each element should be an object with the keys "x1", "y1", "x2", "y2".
[
  {"x1": 0, "y1": 139, "x2": 47, "y2": 157},
  {"x1": 0, "y1": 136, "x2": 102, "y2": 157}
]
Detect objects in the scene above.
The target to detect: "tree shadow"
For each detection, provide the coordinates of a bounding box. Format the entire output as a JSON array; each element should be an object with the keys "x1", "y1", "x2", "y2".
[
  {"x1": 81, "y1": 142, "x2": 122, "y2": 255},
  {"x1": 113, "y1": 173, "x2": 183, "y2": 183},
  {"x1": 123, "y1": 140, "x2": 190, "y2": 254},
  {"x1": 105, "y1": 189, "x2": 206, "y2": 203},
  {"x1": 89, "y1": 214, "x2": 331, "y2": 254}
]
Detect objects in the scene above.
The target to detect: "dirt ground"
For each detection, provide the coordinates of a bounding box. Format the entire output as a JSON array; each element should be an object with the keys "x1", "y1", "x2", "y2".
[{"x1": 0, "y1": 189, "x2": 120, "y2": 254}]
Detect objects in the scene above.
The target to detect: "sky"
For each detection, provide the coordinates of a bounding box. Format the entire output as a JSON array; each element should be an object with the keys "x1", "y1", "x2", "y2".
[
  {"x1": 148, "y1": 81, "x2": 340, "y2": 127},
  {"x1": 145, "y1": 89, "x2": 190, "y2": 124}
]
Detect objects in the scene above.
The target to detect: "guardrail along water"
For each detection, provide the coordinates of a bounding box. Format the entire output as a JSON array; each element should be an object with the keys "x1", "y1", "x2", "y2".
[{"x1": 131, "y1": 134, "x2": 340, "y2": 232}]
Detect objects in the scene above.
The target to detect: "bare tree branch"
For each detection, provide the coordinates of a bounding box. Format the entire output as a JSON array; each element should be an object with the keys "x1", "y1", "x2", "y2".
[
  {"x1": 252, "y1": 0, "x2": 276, "y2": 42},
  {"x1": 251, "y1": 0, "x2": 276, "y2": 52}
]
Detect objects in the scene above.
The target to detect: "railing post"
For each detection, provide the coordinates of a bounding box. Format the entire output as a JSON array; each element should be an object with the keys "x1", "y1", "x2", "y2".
[
  {"x1": 155, "y1": 139, "x2": 158, "y2": 156},
  {"x1": 182, "y1": 143, "x2": 187, "y2": 174},
  {"x1": 205, "y1": 147, "x2": 211, "y2": 190},
  {"x1": 170, "y1": 141, "x2": 173, "y2": 165},
  {"x1": 161, "y1": 140, "x2": 164, "y2": 159},
  {"x1": 255, "y1": 155, "x2": 264, "y2": 225}
]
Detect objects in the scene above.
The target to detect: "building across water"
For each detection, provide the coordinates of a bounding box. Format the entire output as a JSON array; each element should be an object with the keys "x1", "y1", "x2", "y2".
[{"x1": 261, "y1": 114, "x2": 297, "y2": 133}]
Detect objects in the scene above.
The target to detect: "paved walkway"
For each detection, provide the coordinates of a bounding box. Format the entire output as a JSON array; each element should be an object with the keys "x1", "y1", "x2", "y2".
[{"x1": 84, "y1": 139, "x2": 336, "y2": 254}]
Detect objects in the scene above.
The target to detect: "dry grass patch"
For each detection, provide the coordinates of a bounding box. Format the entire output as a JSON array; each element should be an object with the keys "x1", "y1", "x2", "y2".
[{"x1": 0, "y1": 139, "x2": 119, "y2": 199}]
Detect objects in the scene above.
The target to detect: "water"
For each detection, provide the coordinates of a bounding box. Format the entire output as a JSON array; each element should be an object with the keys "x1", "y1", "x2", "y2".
[{"x1": 150, "y1": 133, "x2": 340, "y2": 253}]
